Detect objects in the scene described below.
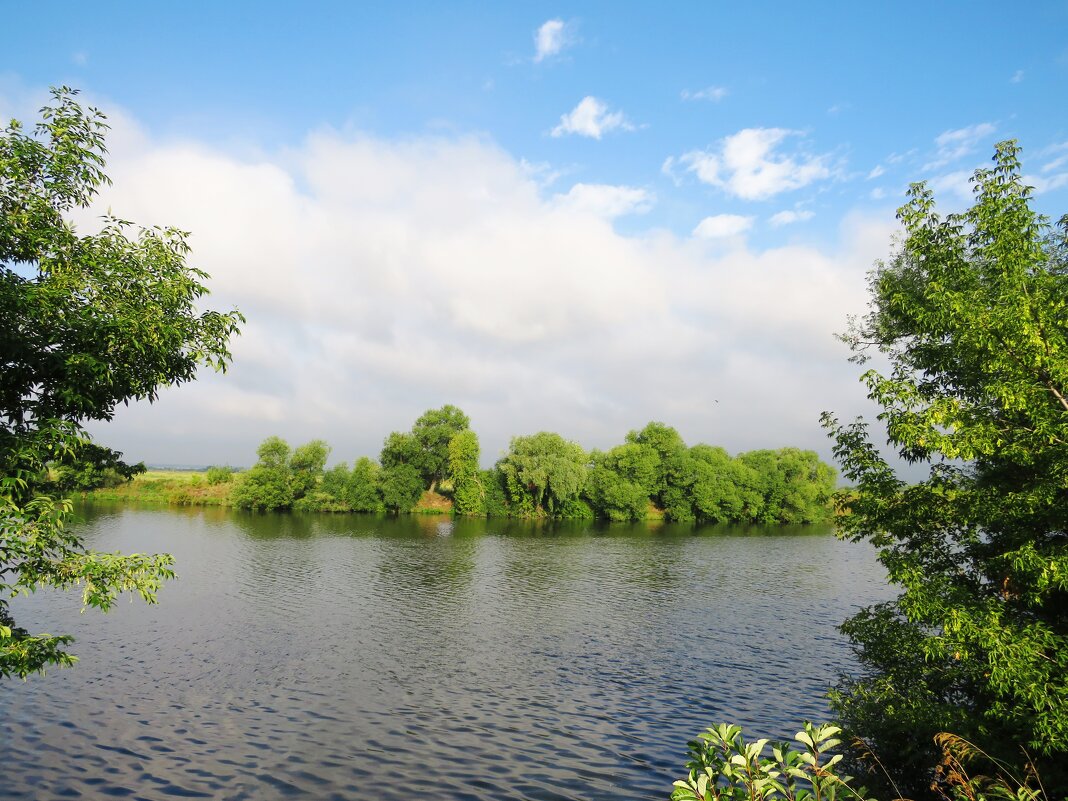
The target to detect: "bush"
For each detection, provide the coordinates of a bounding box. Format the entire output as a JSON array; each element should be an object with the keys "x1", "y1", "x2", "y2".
[
  {"x1": 669, "y1": 723, "x2": 1050, "y2": 801},
  {"x1": 670, "y1": 722, "x2": 869, "y2": 801},
  {"x1": 205, "y1": 465, "x2": 233, "y2": 485}
]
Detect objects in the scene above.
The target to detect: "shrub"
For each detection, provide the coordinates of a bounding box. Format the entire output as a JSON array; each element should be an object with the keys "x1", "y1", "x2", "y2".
[
  {"x1": 205, "y1": 465, "x2": 233, "y2": 485},
  {"x1": 671, "y1": 722, "x2": 869, "y2": 801}
]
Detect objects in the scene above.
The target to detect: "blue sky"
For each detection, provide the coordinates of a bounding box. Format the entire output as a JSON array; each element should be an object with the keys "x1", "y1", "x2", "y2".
[{"x1": 3, "y1": 2, "x2": 1068, "y2": 468}]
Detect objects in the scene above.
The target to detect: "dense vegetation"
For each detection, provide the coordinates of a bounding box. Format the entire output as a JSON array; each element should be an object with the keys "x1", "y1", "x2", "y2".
[
  {"x1": 226, "y1": 410, "x2": 836, "y2": 524},
  {"x1": 0, "y1": 89, "x2": 242, "y2": 677},
  {"x1": 823, "y1": 142, "x2": 1068, "y2": 796}
]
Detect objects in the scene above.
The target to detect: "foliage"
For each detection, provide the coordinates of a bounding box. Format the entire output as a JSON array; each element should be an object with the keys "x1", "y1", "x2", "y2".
[
  {"x1": 670, "y1": 722, "x2": 871, "y2": 801},
  {"x1": 46, "y1": 442, "x2": 146, "y2": 492},
  {"x1": 669, "y1": 724, "x2": 1052, "y2": 801},
  {"x1": 930, "y1": 732, "x2": 1051, "y2": 801},
  {"x1": 447, "y1": 429, "x2": 483, "y2": 516},
  {"x1": 586, "y1": 444, "x2": 655, "y2": 521},
  {"x1": 0, "y1": 88, "x2": 241, "y2": 677},
  {"x1": 347, "y1": 457, "x2": 385, "y2": 513},
  {"x1": 411, "y1": 405, "x2": 470, "y2": 490},
  {"x1": 497, "y1": 431, "x2": 588, "y2": 517},
  {"x1": 379, "y1": 406, "x2": 472, "y2": 494},
  {"x1": 479, "y1": 468, "x2": 511, "y2": 517},
  {"x1": 289, "y1": 439, "x2": 329, "y2": 498},
  {"x1": 379, "y1": 462, "x2": 424, "y2": 513},
  {"x1": 86, "y1": 420, "x2": 838, "y2": 524},
  {"x1": 205, "y1": 465, "x2": 234, "y2": 485},
  {"x1": 736, "y1": 448, "x2": 836, "y2": 524},
  {"x1": 627, "y1": 421, "x2": 687, "y2": 499},
  {"x1": 231, "y1": 436, "x2": 294, "y2": 510},
  {"x1": 822, "y1": 142, "x2": 1068, "y2": 794}
]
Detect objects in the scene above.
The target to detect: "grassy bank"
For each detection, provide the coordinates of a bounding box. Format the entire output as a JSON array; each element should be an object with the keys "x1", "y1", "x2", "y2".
[
  {"x1": 83, "y1": 471, "x2": 456, "y2": 514},
  {"x1": 83, "y1": 470, "x2": 235, "y2": 507}
]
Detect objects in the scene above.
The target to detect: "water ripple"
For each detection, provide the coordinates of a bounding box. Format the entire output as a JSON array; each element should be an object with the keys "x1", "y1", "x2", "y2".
[{"x1": 1, "y1": 507, "x2": 893, "y2": 801}]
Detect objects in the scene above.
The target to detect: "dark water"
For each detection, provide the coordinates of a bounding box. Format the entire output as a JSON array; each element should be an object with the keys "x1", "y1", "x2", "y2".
[{"x1": 1, "y1": 505, "x2": 893, "y2": 801}]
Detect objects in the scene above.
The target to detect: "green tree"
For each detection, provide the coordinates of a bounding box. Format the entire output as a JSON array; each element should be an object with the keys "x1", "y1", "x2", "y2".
[
  {"x1": 380, "y1": 430, "x2": 420, "y2": 472},
  {"x1": 736, "y1": 448, "x2": 835, "y2": 524},
  {"x1": 379, "y1": 462, "x2": 423, "y2": 513},
  {"x1": 45, "y1": 442, "x2": 146, "y2": 493},
  {"x1": 346, "y1": 457, "x2": 384, "y2": 513},
  {"x1": 585, "y1": 443, "x2": 656, "y2": 521},
  {"x1": 447, "y1": 429, "x2": 483, "y2": 516},
  {"x1": 688, "y1": 445, "x2": 744, "y2": 523},
  {"x1": 822, "y1": 142, "x2": 1068, "y2": 795},
  {"x1": 626, "y1": 421, "x2": 687, "y2": 500},
  {"x1": 411, "y1": 405, "x2": 470, "y2": 491},
  {"x1": 320, "y1": 462, "x2": 350, "y2": 498},
  {"x1": 1, "y1": 88, "x2": 242, "y2": 678},
  {"x1": 232, "y1": 436, "x2": 294, "y2": 511},
  {"x1": 289, "y1": 438, "x2": 330, "y2": 500},
  {"x1": 497, "y1": 432, "x2": 587, "y2": 517}
]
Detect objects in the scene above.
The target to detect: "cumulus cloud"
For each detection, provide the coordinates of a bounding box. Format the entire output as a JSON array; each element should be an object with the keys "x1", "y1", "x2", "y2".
[
  {"x1": 923, "y1": 122, "x2": 996, "y2": 170},
  {"x1": 62, "y1": 100, "x2": 892, "y2": 471},
  {"x1": 551, "y1": 96, "x2": 634, "y2": 139},
  {"x1": 681, "y1": 86, "x2": 728, "y2": 102},
  {"x1": 552, "y1": 183, "x2": 654, "y2": 218},
  {"x1": 533, "y1": 19, "x2": 574, "y2": 62},
  {"x1": 769, "y1": 209, "x2": 814, "y2": 227},
  {"x1": 677, "y1": 128, "x2": 833, "y2": 200},
  {"x1": 692, "y1": 214, "x2": 754, "y2": 239}
]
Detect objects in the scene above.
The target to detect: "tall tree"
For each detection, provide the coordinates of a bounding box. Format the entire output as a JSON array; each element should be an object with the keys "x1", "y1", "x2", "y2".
[
  {"x1": 497, "y1": 432, "x2": 587, "y2": 517},
  {"x1": 346, "y1": 457, "x2": 385, "y2": 513},
  {"x1": 823, "y1": 142, "x2": 1068, "y2": 795},
  {"x1": 1, "y1": 88, "x2": 242, "y2": 678},
  {"x1": 447, "y1": 429, "x2": 483, "y2": 515},
  {"x1": 411, "y1": 405, "x2": 470, "y2": 491}
]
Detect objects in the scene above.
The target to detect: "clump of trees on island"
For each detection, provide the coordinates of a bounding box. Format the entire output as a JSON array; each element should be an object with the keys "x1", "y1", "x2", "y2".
[{"x1": 229, "y1": 406, "x2": 837, "y2": 524}]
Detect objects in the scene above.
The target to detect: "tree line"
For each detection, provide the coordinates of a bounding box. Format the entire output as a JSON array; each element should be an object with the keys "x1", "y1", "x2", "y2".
[{"x1": 230, "y1": 406, "x2": 837, "y2": 524}]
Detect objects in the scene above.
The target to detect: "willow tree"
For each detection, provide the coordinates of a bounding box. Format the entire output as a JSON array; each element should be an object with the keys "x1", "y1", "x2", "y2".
[
  {"x1": 1, "y1": 88, "x2": 243, "y2": 678},
  {"x1": 823, "y1": 142, "x2": 1068, "y2": 794},
  {"x1": 498, "y1": 432, "x2": 587, "y2": 518}
]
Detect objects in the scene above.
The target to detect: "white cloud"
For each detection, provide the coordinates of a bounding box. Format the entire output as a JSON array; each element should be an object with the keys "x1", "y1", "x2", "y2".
[
  {"x1": 769, "y1": 209, "x2": 814, "y2": 227},
  {"x1": 928, "y1": 170, "x2": 975, "y2": 202},
  {"x1": 923, "y1": 123, "x2": 996, "y2": 170},
  {"x1": 692, "y1": 214, "x2": 754, "y2": 239},
  {"x1": 1011, "y1": 70, "x2": 1024, "y2": 83},
  {"x1": 678, "y1": 128, "x2": 833, "y2": 200},
  {"x1": 1025, "y1": 171, "x2": 1068, "y2": 194},
  {"x1": 1041, "y1": 154, "x2": 1068, "y2": 174},
  {"x1": 681, "y1": 86, "x2": 728, "y2": 102},
  {"x1": 552, "y1": 183, "x2": 654, "y2": 218},
  {"x1": 870, "y1": 187, "x2": 887, "y2": 200},
  {"x1": 57, "y1": 98, "x2": 894, "y2": 473},
  {"x1": 533, "y1": 19, "x2": 574, "y2": 62},
  {"x1": 867, "y1": 165, "x2": 885, "y2": 180},
  {"x1": 551, "y1": 96, "x2": 633, "y2": 139}
]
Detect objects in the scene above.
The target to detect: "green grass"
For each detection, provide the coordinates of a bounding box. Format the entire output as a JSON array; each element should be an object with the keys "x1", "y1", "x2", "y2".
[{"x1": 84, "y1": 470, "x2": 235, "y2": 506}]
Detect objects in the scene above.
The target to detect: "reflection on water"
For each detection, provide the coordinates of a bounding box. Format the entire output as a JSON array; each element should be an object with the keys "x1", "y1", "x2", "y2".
[{"x1": 1, "y1": 504, "x2": 893, "y2": 801}]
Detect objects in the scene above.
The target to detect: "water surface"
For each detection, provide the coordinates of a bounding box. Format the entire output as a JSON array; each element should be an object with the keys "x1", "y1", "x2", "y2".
[{"x1": 1, "y1": 505, "x2": 893, "y2": 801}]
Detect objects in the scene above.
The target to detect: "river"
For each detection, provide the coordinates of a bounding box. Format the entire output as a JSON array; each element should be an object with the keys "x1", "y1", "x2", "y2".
[{"x1": 1, "y1": 504, "x2": 893, "y2": 801}]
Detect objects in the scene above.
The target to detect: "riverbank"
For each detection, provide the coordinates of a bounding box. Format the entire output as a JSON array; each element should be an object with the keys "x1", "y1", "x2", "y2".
[
  {"x1": 81, "y1": 464, "x2": 842, "y2": 524},
  {"x1": 82, "y1": 470, "x2": 465, "y2": 515},
  {"x1": 83, "y1": 469, "x2": 234, "y2": 506}
]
